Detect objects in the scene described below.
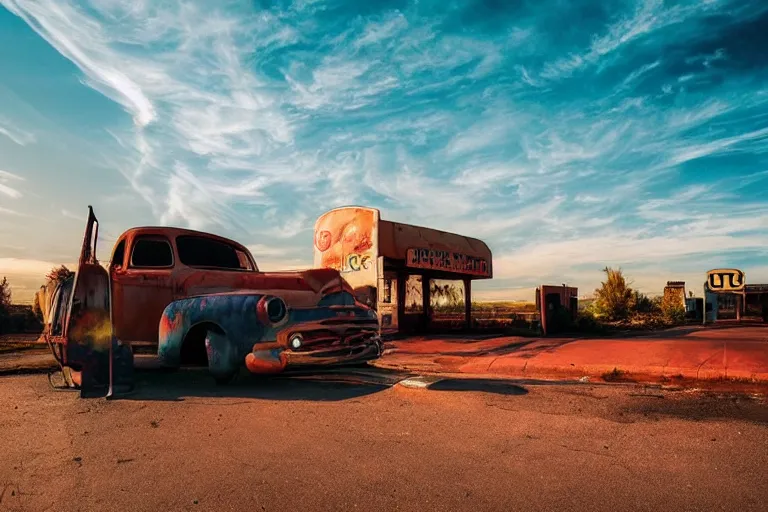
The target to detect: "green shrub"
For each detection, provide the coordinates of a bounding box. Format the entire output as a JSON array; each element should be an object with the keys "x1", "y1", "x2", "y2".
[
  {"x1": 591, "y1": 267, "x2": 635, "y2": 321},
  {"x1": 574, "y1": 310, "x2": 607, "y2": 333},
  {"x1": 660, "y1": 290, "x2": 686, "y2": 326},
  {"x1": 633, "y1": 291, "x2": 661, "y2": 314},
  {"x1": 662, "y1": 304, "x2": 686, "y2": 325}
]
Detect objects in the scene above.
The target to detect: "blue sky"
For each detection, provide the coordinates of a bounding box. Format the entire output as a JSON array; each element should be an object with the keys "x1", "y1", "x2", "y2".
[{"x1": 1, "y1": 0, "x2": 768, "y2": 303}]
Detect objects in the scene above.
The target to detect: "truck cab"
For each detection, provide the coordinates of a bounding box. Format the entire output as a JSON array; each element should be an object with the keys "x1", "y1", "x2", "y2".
[{"x1": 107, "y1": 227, "x2": 257, "y2": 349}]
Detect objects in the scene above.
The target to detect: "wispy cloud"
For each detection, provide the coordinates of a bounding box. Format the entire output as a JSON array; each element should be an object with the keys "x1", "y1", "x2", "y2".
[
  {"x1": 60, "y1": 209, "x2": 83, "y2": 221},
  {"x1": 0, "y1": 206, "x2": 24, "y2": 216},
  {"x1": 0, "y1": 169, "x2": 24, "y2": 199},
  {"x1": 539, "y1": 0, "x2": 723, "y2": 81},
  {"x1": 0, "y1": 118, "x2": 35, "y2": 146}
]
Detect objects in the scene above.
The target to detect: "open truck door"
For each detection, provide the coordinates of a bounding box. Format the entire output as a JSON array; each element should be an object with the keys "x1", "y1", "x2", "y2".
[{"x1": 53, "y1": 206, "x2": 133, "y2": 397}]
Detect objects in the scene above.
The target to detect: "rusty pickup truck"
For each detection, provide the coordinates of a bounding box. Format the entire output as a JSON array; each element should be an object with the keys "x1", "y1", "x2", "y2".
[{"x1": 42, "y1": 207, "x2": 381, "y2": 395}]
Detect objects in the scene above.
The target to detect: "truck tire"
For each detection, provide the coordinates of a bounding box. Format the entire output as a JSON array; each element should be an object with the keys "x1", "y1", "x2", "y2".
[{"x1": 204, "y1": 330, "x2": 238, "y2": 385}]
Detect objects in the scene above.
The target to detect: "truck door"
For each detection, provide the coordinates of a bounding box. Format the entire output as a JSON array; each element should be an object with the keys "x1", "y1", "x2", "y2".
[
  {"x1": 111, "y1": 235, "x2": 175, "y2": 347},
  {"x1": 61, "y1": 206, "x2": 133, "y2": 396}
]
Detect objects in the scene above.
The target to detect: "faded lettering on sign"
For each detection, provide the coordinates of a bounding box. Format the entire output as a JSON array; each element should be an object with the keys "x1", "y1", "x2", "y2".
[
  {"x1": 406, "y1": 248, "x2": 490, "y2": 277},
  {"x1": 342, "y1": 253, "x2": 372, "y2": 273},
  {"x1": 707, "y1": 269, "x2": 745, "y2": 292}
]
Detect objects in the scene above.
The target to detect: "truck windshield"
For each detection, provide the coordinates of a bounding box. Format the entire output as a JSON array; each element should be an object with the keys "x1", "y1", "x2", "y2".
[{"x1": 176, "y1": 235, "x2": 254, "y2": 271}]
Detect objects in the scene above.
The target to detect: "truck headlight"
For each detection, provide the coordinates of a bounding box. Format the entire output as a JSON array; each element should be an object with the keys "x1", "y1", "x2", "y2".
[
  {"x1": 265, "y1": 297, "x2": 287, "y2": 323},
  {"x1": 289, "y1": 334, "x2": 303, "y2": 350}
]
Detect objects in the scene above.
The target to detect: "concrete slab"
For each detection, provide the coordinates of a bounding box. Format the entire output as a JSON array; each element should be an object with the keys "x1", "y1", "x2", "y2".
[{"x1": 374, "y1": 325, "x2": 768, "y2": 385}]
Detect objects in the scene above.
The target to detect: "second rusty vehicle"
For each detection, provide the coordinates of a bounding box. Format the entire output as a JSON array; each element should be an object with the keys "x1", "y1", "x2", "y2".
[{"x1": 40, "y1": 207, "x2": 382, "y2": 394}]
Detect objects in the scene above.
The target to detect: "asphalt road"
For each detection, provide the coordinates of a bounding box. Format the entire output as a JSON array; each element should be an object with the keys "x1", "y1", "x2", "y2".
[{"x1": 1, "y1": 368, "x2": 766, "y2": 512}]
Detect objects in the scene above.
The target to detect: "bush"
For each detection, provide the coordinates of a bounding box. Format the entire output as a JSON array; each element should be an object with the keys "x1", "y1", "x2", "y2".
[
  {"x1": 633, "y1": 291, "x2": 661, "y2": 314},
  {"x1": 660, "y1": 290, "x2": 686, "y2": 326},
  {"x1": 591, "y1": 267, "x2": 635, "y2": 321},
  {"x1": 0, "y1": 277, "x2": 10, "y2": 334},
  {"x1": 662, "y1": 304, "x2": 686, "y2": 325},
  {"x1": 575, "y1": 311, "x2": 605, "y2": 333}
]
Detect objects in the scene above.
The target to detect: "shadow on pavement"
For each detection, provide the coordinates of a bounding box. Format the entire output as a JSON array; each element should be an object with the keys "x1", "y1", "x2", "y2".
[
  {"x1": 427, "y1": 378, "x2": 528, "y2": 396},
  {"x1": 117, "y1": 366, "x2": 414, "y2": 402},
  {"x1": 622, "y1": 392, "x2": 768, "y2": 425}
]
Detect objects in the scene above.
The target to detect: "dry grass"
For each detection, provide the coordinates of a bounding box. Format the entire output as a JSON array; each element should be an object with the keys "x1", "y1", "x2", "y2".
[{"x1": 429, "y1": 301, "x2": 540, "y2": 332}]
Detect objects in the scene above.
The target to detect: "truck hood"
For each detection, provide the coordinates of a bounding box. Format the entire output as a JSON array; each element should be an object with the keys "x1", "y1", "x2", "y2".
[{"x1": 178, "y1": 267, "x2": 356, "y2": 307}]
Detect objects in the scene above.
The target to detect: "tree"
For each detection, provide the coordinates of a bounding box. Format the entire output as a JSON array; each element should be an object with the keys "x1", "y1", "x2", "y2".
[
  {"x1": 0, "y1": 276, "x2": 10, "y2": 308},
  {"x1": 0, "y1": 277, "x2": 11, "y2": 334},
  {"x1": 661, "y1": 293, "x2": 686, "y2": 325},
  {"x1": 591, "y1": 267, "x2": 635, "y2": 321},
  {"x1": 46, "y1": 265, "x2": 74, "y2": 283},
  {"x1": 632, "y1": 291, "x2": 660, "y2": 314}
]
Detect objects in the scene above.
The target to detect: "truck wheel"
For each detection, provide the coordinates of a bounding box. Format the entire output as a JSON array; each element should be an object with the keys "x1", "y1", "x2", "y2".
[{"x1": 204, "y1": 330, "x2": 238, "y2": 385}]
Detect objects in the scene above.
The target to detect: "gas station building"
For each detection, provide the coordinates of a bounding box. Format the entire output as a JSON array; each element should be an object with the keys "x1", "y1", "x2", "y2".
[
  {"x1": 703, "y1": 269, "x2": 768, "y2": 322},
  {"x1": 313, "y1": 206, "x2": 493, "y2": 334}
]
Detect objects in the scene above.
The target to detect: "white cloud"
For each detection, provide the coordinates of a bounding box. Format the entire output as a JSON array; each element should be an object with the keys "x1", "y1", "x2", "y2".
[
  {"x1": 665, "y1": 126, "x2": 768, "y2": 167},
  {"x1": 622, "y1": 60, "x2": 660, "y2": 86},
  {"x1": 0, "y1": 184, "x2": 22, "y2": 199},
  {"x1": 540, "y1": 0, "x2": 719, "y2": 81},
  {"x1": 1, "y1": 0, "x2": 156, "y2": 127},
  {"x1": 445, "y1": 116, "x2": 513, "y2": 156},
  {"x1": 0, "y1": 170, "x2": 23, "y2": 181},
  {"x1": 354, "y1": 12, "x2": 408, "y2": 49},
  {"x1": 493, "y1": 232, "x2": 768, "y2": 282},
  {"x1": 0, "y1": 118, "x2": 35, "y2": 146},
  {"x1": 0, "y1": 206, "x2": 24, "y2": 216},
  {"x1": 451, "y1": 164, "x2": 529, "y2": 189},
  {"x1": 1, "y1": 0, "x2": 297, "y2": 233},
  {"x1": 60, "y1": 209, "x2": 84, "y2": 221},
  {"x1": 0, "y1": 169, "x2": 24, "y2": 199},
  {"x1": 4, "y1": 0, "x2": 768, "y2": 305}
]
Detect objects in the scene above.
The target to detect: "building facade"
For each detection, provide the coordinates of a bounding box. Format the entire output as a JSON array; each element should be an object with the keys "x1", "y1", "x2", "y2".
[{"x1": 313, "y1": 206, "x2": 493, "y2": 334}]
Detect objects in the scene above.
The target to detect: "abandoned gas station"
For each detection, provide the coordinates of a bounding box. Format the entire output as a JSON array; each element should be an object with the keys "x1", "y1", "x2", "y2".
[
  {"x1": 702, "y1": 268, "x2": 768, "y2": 323},
  {"x1": 313, "y1": 206, "x2": 493, "y2": 334}
]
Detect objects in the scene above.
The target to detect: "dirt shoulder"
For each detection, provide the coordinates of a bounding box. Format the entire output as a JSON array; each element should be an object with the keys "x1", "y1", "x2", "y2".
[{"x1": 0, "y1": 346, "x2": 57, "y2": 375}]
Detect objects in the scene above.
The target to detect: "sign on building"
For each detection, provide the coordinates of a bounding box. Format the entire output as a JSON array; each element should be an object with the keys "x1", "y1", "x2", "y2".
[
  {"x1": 706, "y1": 269, "x2": 745, "y2": 292},
  {"x1": 406, "y1": 248, "x2": 490, "y2": 277}
]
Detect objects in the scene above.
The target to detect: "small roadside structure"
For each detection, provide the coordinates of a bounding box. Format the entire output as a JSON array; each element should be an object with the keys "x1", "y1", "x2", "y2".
[
  {"x1": 744, "y1": 284, "x2": 768, "y2": 322},
  {"x1": 313, "y1": 206, "x2": 493, "y2": 334},
  {"x1": 535, "y1": 285, "x2": 578, "y2": 336},
  {"x1": 663, "y1": 281, "x2": 686, "y2": 308},
  {"x1": 703, "y1": 268, "x2": 746, "y2": 323}
]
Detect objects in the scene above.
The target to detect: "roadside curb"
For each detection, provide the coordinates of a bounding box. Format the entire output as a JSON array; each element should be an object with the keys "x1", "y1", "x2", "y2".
[{"x1": 371, "y1": 358, "x2": 768, "y2": 387}]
